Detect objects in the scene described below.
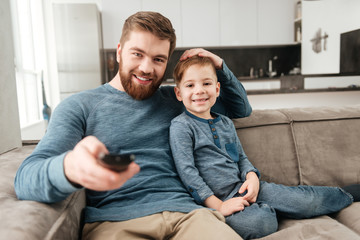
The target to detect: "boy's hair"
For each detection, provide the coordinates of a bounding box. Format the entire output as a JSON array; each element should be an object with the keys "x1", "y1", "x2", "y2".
[
  {"x1": 173, "y1": 56, "x2": 217, "y2": 85},
  {"x1": 120, "y1": 11, "x2": 176, "y2": 58}
]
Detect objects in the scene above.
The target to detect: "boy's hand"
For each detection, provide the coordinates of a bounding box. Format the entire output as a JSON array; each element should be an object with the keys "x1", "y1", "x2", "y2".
[
  {"x1": 64, "y1": 136, "x2": 140, "y2": 191},
  {"x1": 219, "y1": 197, "x2": 250, "y2": 216},
  {"x1": 239, "y1": 172, "x2": 260, "y2": 203},
  {"x1": 180, "y1": 48, "x2": 223, "y2": 69}
]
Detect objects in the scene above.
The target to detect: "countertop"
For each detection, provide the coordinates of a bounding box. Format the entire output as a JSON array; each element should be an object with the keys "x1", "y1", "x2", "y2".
[{"x1": 162, "y1": 75, "x2": 360, "y2": 95}]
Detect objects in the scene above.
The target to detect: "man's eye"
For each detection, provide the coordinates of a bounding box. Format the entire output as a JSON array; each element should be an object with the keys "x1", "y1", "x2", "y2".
[
  {"x1": 154, "y1": 58, "x2": 165, "y2": 63},
  {"x1": 134, "y1": 53, "x2": 142, "y2": 57}
]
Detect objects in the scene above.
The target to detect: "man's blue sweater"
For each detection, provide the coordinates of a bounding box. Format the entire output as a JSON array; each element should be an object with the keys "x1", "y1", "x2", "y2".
[{"x1": 14, "y1": 62, "x2": 252, "y2": 223}]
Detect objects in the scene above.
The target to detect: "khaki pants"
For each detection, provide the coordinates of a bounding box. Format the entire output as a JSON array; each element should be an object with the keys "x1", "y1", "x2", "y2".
[{"x1": 82, "y1": 208, "x2": 241, "y2": 240}]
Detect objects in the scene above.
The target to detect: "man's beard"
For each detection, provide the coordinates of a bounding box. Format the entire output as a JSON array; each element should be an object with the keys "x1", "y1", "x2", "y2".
[{"x1": 118, "y1": 59, "x2": 163, "y2": 100}]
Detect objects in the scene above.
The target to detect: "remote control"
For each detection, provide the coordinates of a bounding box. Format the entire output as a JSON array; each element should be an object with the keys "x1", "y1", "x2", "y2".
[{"x1": 98, "y1": 153, "x2": 135, "y2": 172}]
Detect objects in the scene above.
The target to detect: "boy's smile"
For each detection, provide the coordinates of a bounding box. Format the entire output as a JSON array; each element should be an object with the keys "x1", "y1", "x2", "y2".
[{"x1": 175, "y1": 64, "x2": 220, "y2": 119}]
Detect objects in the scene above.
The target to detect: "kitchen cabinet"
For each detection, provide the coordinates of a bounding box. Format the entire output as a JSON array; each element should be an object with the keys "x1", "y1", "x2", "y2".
[
  {"x1": 220, "y1": 0, "x2": 257, "y2": 46},
  {"x1": 294, "y1": 0, "x2": 302, "y2": 43},
  {"x1": 220, "y1": 0, "x2": 296, "y2": 46},
  {"x1": 142, "y1": 0, "x2": 183, "y2": 47},
  {"x1": 183, "y1": 0, "x2": 296, "y2": 46},
  {"x1": 181, "y1": 0, "x2": 220, "y2": 47},
  {"x1": 102, "y1": 0, "x2": 297, "y2": 48},
  {"x1": 102, "y1": 0, "x2": 141, "y2": 49},
  {"x1": 257, "y1": 0, "x2": 296, "y2": 45}
]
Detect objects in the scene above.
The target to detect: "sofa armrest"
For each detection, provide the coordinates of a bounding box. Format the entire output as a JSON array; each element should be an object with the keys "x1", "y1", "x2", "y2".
[
  {"x1": 45, "y1": 190, "x2": 86, "y2": 240},
  {"x1": 0, "y1": 145, "x2": 86, "y2": 240}
]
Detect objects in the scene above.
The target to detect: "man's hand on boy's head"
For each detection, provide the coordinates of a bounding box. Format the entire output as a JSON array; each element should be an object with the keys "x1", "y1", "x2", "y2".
[
  {"x1": 180, "y1": 48, "x2": 223, "y2": 70},
  {"x1": 63, "y1": 136, "x2": 140, "y2": 191}
]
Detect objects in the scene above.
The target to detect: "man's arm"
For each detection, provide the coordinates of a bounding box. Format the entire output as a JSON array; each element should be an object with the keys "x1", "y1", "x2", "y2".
[
  {"x1": 14, "y1": 98, "x2": 86, "y2": 202},
  {"x1": 214, "y1": 61, "x2": 252, "y2": 118},
  {"x1": 14, "y1": 97, "x2": 139, "y2": 203},
  {"x1": 180, "y1": 48, "x2": 252, "y2": 118}
]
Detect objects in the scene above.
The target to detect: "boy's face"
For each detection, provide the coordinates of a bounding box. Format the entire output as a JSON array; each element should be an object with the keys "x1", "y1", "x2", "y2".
[
  {"x1": 175, "y1": 64, "x2": 220, "y2": 119},
  {"x1": 117, "y1": 30, "x2": 170, "y2": 100}
]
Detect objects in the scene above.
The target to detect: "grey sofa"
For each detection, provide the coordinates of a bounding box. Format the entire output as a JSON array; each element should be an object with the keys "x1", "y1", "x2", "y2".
[{"x1": 1, "y1": 105, "x2": 359, "y2": 239}]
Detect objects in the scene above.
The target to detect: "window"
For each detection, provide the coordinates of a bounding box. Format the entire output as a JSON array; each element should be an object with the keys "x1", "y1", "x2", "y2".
[{"x1": 11, "y1": 0, "x2": 47, "y2": 128}]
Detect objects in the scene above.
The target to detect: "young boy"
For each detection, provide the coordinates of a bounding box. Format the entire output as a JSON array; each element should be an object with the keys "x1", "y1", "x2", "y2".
[{"x1": 169, "y1": 56, "x2": 360, "y2": 239}]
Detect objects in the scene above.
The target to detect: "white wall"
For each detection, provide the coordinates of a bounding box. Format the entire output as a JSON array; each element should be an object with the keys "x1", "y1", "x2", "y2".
[
  {"x1": 302, "y1": 0, "x2": 360, "y2": 74},
  {"x1": 0, "y1": 0, "x2": 22, "y2": 153}
]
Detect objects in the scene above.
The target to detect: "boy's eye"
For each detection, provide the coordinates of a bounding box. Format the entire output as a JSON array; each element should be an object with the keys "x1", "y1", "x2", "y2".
[
  {"x1": 204, "y1": 82, "x2": 212, "y2": 86},
  {"x1": 185, "y1": 84, "x2": 193, "y2": 88}
]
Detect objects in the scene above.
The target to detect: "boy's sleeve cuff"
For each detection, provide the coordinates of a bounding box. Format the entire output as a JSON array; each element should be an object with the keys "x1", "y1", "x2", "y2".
[{"x1": 241, "y1": 168, "x2": 261, "y2": 181}]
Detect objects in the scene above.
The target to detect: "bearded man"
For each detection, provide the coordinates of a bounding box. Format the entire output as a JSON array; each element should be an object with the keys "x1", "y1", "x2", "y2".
[{"x1": 15, "y1": 11, "x2": 252, "y2": 239}]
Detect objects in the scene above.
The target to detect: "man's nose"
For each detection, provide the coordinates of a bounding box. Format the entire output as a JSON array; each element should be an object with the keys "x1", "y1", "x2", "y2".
[{"x1": 138, "y1": 58, "x2": 154, "y2": 74}]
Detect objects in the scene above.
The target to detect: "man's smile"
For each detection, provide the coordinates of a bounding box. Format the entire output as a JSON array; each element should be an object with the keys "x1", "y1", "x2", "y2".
[
  {"x1": 133, "y1": 74, "x2": 153, "y2": 85},
  {"x1": 135, "y1": 75, "x2": 151, "y2": 81}
]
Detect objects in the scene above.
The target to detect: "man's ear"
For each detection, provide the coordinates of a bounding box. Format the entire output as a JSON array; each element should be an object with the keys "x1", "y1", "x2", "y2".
[
  {"x1": 216, "y1": 82, "x2": 220, "y2": 97},
  {"x1": 174, "y1": 86, "x2": 183, "y2": 102},
  {"x1": 116, "y1": 43, "x2": 121, "y2": 63}
]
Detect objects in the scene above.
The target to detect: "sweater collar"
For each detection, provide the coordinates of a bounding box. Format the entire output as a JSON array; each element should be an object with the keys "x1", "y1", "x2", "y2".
[{"x1": 185, "y1": 110, "x2": 221, "y2": 124}]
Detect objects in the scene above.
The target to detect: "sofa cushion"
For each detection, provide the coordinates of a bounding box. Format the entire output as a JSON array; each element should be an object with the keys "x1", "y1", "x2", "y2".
[
  {"x1": 0, "y1": 145, "x2": 85, "y2": 240},
  {"x1": 333, "y1": 202, "x2": 360, "y2": 235},
  {"x1": 281, "y1": 105, "x2": 360, "y2": 122},
  {"x1": 281, "y1": 106, "x2": 360, "y2": 187},
  {"x1": 259, "y1": 215, "x2": 360, "y2": 240},
  {"x1": 233, "y1": 110, "x2": 300, "y2": 186},
  {"x1": 291, "y1": 117, "x2": 360, "y2": 186},
  {"x1": 233, "y1": 106, "x2": 360, "y2": 187},
  {"x1": 232, "y1": 109, "x2": 290, "y2": 128}
]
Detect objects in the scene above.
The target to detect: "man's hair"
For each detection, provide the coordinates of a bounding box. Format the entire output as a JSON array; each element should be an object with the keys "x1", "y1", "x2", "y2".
[
  {"x1": 173, "y1": 56, "x2": 217, "y2": 85},
  {"x1": 120, "y1": 11, "x2": 176, "y2": 57}
]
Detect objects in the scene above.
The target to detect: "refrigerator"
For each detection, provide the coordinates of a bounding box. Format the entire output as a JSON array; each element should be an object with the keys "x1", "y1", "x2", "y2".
[{"x1": 53, "y1": 3, "x2": 103, "y2": 100}]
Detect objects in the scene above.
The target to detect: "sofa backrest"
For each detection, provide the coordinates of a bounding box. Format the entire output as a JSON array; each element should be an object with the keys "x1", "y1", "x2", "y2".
[{"x1": 233, "y1": 105, "x2": 360, "y2": 187}]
